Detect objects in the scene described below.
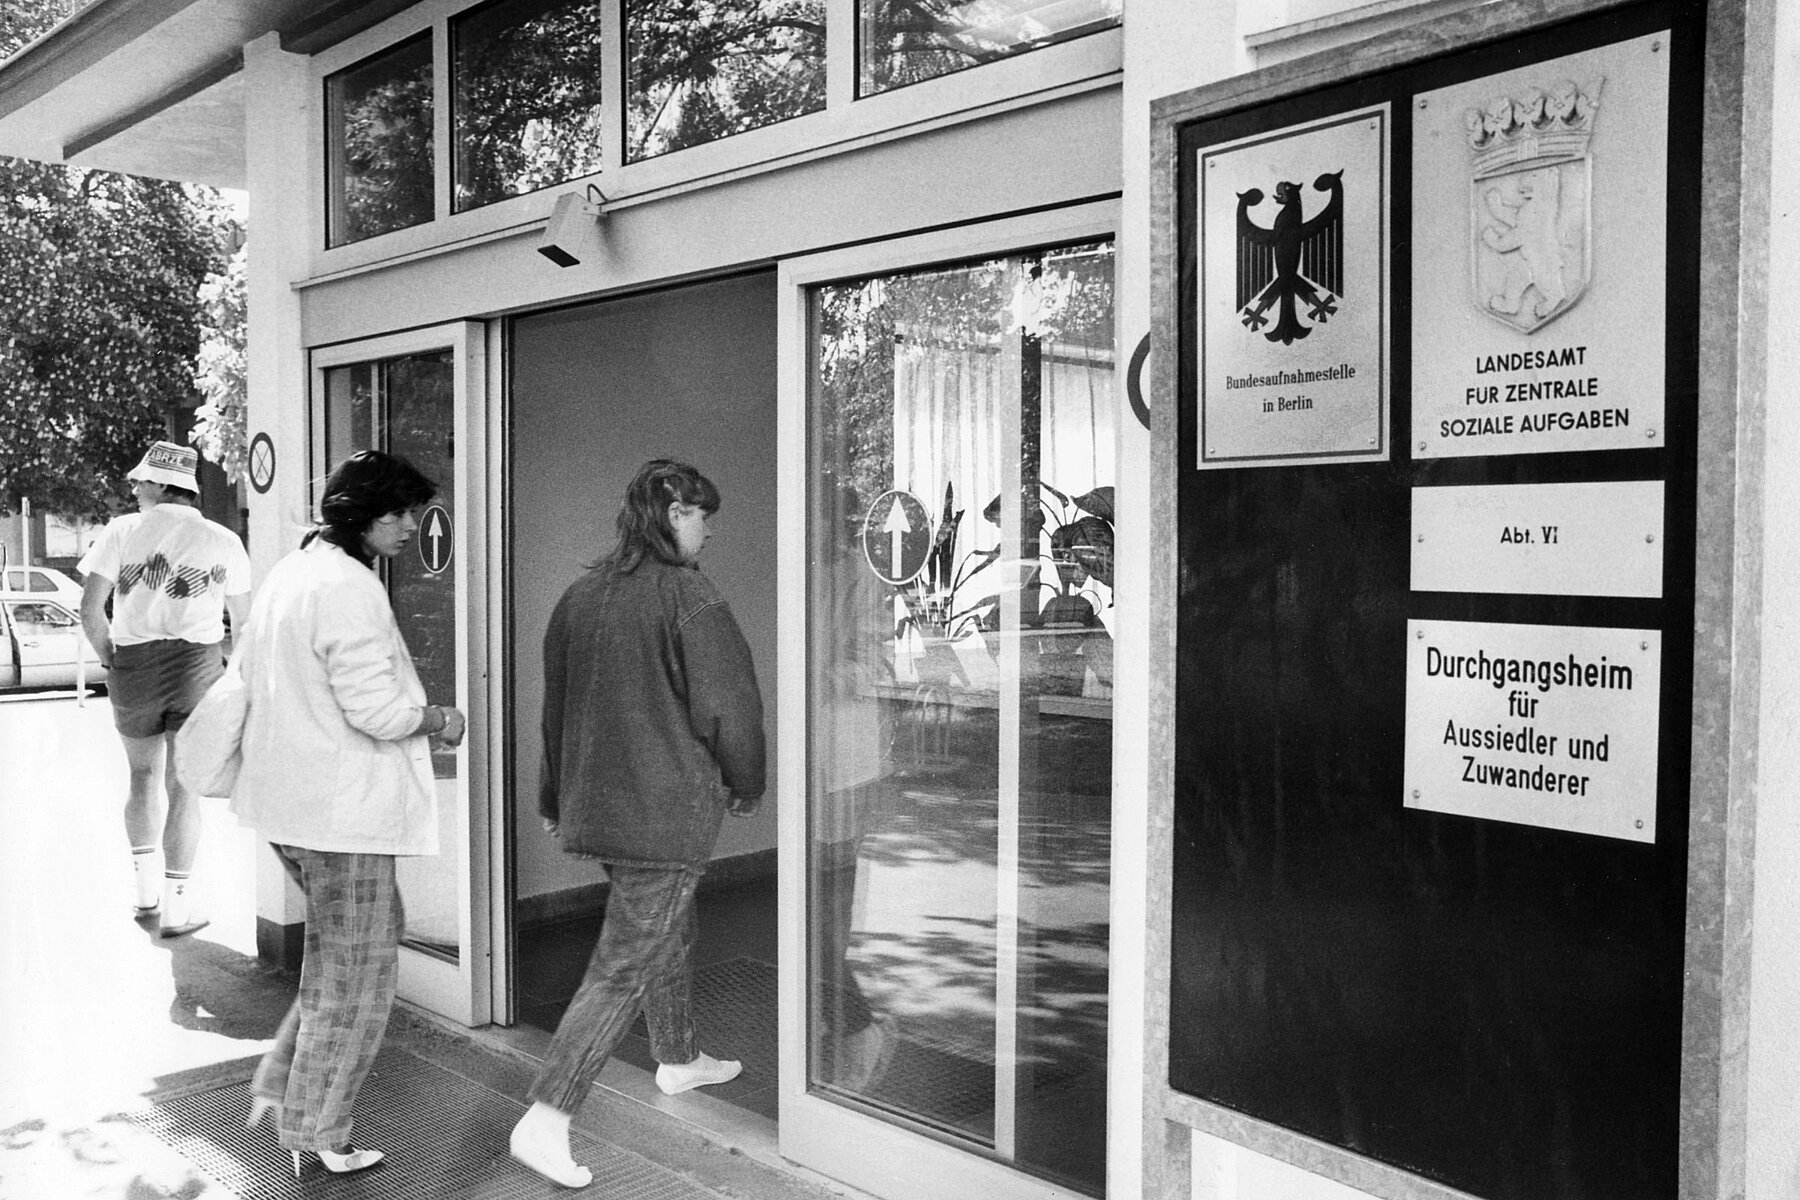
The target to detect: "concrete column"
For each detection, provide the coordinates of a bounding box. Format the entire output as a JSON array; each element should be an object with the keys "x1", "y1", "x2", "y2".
[
  {"x1": 1743, "y1": 0, "x2": 1798, "y2": 1194},
  {"x1": 242, "y1": 32, "x2": 312, "y2": 969},
  {"x1": 1118, "y1": 3, "x2": 1235, "y2": 1199}
]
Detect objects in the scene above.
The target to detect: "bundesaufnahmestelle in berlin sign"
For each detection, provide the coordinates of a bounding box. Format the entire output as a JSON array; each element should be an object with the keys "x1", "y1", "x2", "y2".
[
  {"x1": 1411, "y1": 33, "x2": 1670, "y2": 458},
  {"x1": 1197, "y1": 106, "x2": 1389, "y2": 468}
]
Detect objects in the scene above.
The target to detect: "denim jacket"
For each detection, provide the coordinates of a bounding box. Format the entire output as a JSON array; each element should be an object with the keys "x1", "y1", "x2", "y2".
[{"x1": 540, "y1": 557, "x2": 766, "y2": 867}]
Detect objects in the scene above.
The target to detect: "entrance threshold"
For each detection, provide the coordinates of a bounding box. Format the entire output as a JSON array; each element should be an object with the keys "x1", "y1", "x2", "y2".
[{"x1": 395, "y1": 1004, "x2": 870, "y2": 1200}]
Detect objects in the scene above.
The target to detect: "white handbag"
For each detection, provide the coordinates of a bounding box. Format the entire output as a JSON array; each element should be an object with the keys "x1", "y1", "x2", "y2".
[{"x1": 175, "y1": 660, "x2": 248, "y2": 797}]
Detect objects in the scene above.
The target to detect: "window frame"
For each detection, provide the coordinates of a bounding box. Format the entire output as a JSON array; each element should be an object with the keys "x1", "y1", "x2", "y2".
[{"x1": 308, "y1": 0, "x2": 1120, "y2": 278}]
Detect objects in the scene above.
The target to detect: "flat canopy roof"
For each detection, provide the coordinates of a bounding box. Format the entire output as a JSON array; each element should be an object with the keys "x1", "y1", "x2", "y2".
[{"x1": 0, "y1": 0, "x2": 412, "y2": 189}]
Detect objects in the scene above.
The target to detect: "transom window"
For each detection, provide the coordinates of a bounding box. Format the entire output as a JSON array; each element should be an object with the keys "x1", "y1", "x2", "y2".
[
  {"x1": 857, "y1": 0, "x2": 1121, "y2": 96},
  {"x1": 452, "y1": 0, "x2": 607, "y2": 212},
  {"x1": 320, "y1": 0, "x2": 1119, "y2": 249},
  {"x1": 624, "y1": 0, "x2": 826, "y2": 162},
  {"x1": 326, "y1": 33, "x2": 435, "y2": 247}
]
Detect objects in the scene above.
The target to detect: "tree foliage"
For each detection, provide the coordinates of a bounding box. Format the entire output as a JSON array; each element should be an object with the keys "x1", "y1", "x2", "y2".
[
  {"x1": 337, "y1": 38, "x2": 434, "y2": 241},
  {"x1": 190, "y1": 241, "x2": 248, "y2": 481},
  {"x1": 454, "y1": 0, "x2": 607, "y2": 209},
  {"x1": 0, "y1": 0, "x2": 70, "y2": 59},
  {"x1": 625, "y1": 0, "x2": 824, "y2": 161},
  {"x1": 0, "y1": 162, "x2": 234, "y2": 519},
  {"x1": 858, "y1": 0, "x2": 1120, "y2": 94},
  {"x1": 1, "y1": 0, "x2": 241, "y2": 520}
]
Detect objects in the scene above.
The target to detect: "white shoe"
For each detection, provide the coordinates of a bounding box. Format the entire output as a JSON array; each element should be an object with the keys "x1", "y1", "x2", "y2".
[
  {"x1": 655, "y1": 1052, "x2": 742, "y2": 1095},
  {"x1": 509, "y1": 1104, "x2": 592, "y2": 1189}
]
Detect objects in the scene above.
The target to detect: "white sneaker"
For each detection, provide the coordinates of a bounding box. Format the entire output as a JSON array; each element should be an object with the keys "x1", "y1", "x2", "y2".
[
  {"x1": 655, "y1": 1052, "x2": 742, "y2": 1095},
  {"x1": 159, "y1": 877, "x2": 210, "y2": 939}
]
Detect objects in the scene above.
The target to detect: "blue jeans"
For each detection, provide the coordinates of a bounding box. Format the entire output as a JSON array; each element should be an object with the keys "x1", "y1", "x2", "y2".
[{"x1": 528, "y1": 864, "x2": 703, "y2": 1113}]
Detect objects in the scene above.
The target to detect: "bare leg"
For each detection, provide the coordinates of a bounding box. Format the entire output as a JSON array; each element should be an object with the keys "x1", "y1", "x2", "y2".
[
  {"x1": 120, "y1": 733, "x2": 169, "y2": 851},
  {"x1": 158, "y1": 729, "x2": 202, "y2": 874}
]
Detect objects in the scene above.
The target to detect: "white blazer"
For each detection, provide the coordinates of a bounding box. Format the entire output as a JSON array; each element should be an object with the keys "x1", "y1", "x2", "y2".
[{"x1": 229, "y1": 540, "x2": 439, "y2": 856}]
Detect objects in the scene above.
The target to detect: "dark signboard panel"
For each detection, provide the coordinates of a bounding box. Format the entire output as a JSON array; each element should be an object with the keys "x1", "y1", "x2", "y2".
[{"x1": 1168, "y1": 4, "x2": 1704, "y2": 1198}]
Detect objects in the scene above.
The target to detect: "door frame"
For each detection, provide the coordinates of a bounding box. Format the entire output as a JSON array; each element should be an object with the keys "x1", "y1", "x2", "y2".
[
  {"x1": 307, "y1": 320, "x2": 498, "y2": 1027},
  {"x1": 775, "y1": 199, "x2": 1119, "y2": 1200}
]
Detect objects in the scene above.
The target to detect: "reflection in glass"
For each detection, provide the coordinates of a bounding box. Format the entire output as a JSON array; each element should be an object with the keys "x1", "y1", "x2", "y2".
[
  {"x1": 857, "y1": 0, "x2": 1120, "y2": 96},
  {"x1": 322, "y1": 365, "x2": 374, "y2": 474},
  {"x1": 326, "y1": 34, "x2": 434, "y2": 247},
  {"x1": 453, "y1": 0, "x2": 606, "y2": 212},
  {"x1": 6, "y1": 601, "x2": 75, "y2": 634},
  {"x1": 625, "y1": 0, "x2": 825, "y2": 161},
  {"x1": 807, "y1": 242, "x2": 1114, "y2": 1193},
  {"x1": 321, "y1": 350, "x2": 461, "y2": 963}
]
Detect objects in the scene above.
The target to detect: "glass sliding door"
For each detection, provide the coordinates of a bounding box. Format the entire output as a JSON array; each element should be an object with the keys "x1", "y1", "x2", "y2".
[
  {"x1": 311, "y1": 324, "x2": 493, "y2": 1025},
  {"x1": 780, "y1": 210, "x2": 1116, "y2": 1200}
]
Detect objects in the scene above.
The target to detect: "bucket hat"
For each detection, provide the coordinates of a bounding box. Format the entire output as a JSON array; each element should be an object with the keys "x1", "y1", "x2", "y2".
[{"x1": 127, "y1": 441, "x2": 200, "y2": 493}]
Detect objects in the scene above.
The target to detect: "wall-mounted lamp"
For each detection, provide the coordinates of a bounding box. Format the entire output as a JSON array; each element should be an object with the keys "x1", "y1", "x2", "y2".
[{"x1": 538, "y1": 183, "x2": 609, "y2": 268}]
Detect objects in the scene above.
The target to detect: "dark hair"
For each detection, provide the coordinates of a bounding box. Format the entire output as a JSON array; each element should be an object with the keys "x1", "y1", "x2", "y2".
[
  {"x1": 609, "y1": 459, "x2": 720, "y2": 572},
  {"x1": 303, "y1": 450, "x2": 438, "y2": 566},
  {"x1": 159, "y1": 484, "x2": 199, "y2": 504}
]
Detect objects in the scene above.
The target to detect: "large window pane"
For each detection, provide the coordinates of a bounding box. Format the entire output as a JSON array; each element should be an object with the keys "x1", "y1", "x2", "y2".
[
  {"x1": 625, "y1": 0, "x2": 825, "y2": 162},
  {"x1": 453, "y1": 0, "x2": 606, "y2": 212},
  {"x1": 326, "y1": 33, "x2": 434, "y2": 247},
  {"x1": 321, "y1": 349, "x2": 461, "y2": 963},
  {"x1": 807, "y1": 240, "x2": 1114, "y2": 1195},
  {"x1": 858, "y1": 0, "x2": 1119, "y2": 96}
]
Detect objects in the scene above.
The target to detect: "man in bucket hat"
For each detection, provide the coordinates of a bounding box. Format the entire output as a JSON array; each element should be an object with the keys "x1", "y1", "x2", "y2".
[{"x1": 79, "y1": 440, "x2": 252, "y2": 937}]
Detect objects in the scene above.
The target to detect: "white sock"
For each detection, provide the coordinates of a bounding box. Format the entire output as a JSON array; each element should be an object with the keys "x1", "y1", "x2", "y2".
[
  {"x1": 162, "y1": 872, "x2": 193, "y2": 927},
  {"x1": 131, "y1": 847, "x2": 163, "y2": 910}
]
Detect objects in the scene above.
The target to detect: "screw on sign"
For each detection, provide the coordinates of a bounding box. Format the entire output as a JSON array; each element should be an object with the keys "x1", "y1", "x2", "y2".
[
  {"x1": 418, "y1": 505, "x2": 453, "y2": 575},
  {"x1": 861, "y1": 490, "x2": 932, "y2": 586}
]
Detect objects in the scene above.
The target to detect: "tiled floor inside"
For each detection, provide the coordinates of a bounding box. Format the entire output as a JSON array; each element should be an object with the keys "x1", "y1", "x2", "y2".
[{"x1": 516, "y1": 876, "x2": 781, "y2": 1121}]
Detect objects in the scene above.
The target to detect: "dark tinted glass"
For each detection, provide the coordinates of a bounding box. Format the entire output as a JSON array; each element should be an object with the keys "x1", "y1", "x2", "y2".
[
  {"x1": 857, "y1": 0, "x2": 1119, "y2": 96},
  {"x1": 453, "y1": 0, "x2": 607, "y2": 212},
  {"x1": 326, "y1": 33, "x2": 435, "y2": 246},
  {"x1": 625, "y1": 0, "x2": 825, "y2": 162}
]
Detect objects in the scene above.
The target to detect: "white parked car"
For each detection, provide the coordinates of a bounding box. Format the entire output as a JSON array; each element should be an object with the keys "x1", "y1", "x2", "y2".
[
  {"x1": 1, "y1": 565, "x2": 85, "y2": 608},
  {"x1": 0, "y1": 596, "x2": 107, "y2": 691}
]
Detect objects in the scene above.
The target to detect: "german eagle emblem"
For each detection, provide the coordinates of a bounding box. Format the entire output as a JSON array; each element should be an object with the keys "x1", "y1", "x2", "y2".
[{"x1": 1235, "y1": 170, "x2": 1345, "y2": 346}]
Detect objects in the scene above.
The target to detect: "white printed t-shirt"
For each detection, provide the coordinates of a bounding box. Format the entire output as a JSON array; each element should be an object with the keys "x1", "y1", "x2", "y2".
[{"x1": 79, "y1": 504, "x2": 251, "y2": 646}]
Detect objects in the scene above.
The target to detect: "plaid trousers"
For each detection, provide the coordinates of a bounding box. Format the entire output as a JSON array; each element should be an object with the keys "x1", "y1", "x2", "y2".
[
  {"x1": 253, "y1": 845, "x2": 403, "y2": 1152},
  {"x1": 528, "y1": 864, "x2": 703, "y2": 1113}
]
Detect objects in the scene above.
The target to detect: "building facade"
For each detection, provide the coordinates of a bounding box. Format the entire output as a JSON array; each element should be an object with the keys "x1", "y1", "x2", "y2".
[{"x1": 0, "y1": 0, "x2": 1791, "y2": 1198}]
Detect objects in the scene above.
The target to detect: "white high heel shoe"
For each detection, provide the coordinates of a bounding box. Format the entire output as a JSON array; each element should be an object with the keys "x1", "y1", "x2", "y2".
[
  {"x1": 245, "y1": 1097, "x2": 278, "y2": 1131},
  {"x1": 290, "y1": 1147, "x2": 385, "y2": 1177}
]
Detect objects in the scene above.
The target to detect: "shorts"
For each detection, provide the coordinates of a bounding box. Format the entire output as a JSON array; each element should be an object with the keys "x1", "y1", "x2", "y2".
[{"x1": 108, "y1": 639, "x2": 224, "y2": 739}]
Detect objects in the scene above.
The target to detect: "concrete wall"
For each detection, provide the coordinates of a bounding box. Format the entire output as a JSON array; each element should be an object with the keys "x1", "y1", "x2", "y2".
[{"x1": 508, "y1": 272, "x2": 780, "y2": 904}]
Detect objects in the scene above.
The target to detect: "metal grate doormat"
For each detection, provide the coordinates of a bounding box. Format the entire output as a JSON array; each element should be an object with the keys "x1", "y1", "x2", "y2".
[{"x1": 122, "y1": 1046, "x2": 720, "y2": 1200}]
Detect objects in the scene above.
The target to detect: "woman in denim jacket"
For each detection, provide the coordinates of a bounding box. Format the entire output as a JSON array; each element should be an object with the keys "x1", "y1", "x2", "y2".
[{"x1": 511, "y1": 459, "x2": 766, "y2": 1189}]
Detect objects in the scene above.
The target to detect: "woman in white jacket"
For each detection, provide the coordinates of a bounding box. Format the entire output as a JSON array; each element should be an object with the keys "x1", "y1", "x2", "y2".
[{"x1": 231, "y1": 451, "x2": 466, "y2": 1178}]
